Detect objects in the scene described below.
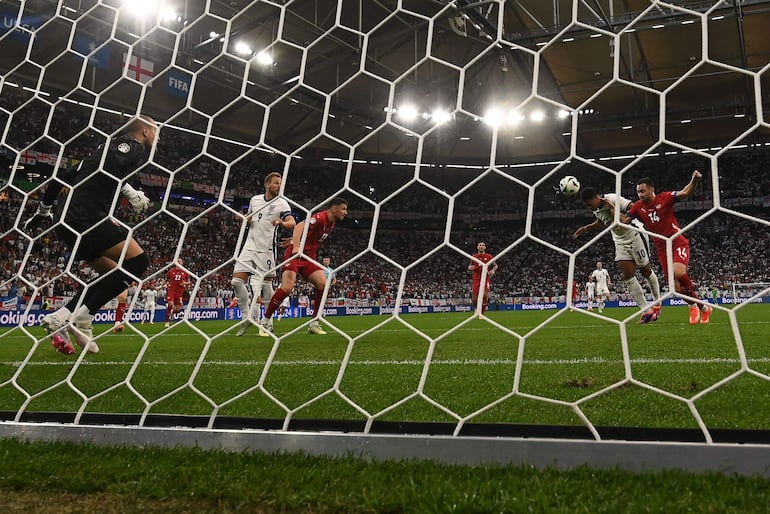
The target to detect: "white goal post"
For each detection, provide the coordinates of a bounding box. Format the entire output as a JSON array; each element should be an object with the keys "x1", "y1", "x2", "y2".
[{"x1": 731, "y1": 283, "x2": 770, "y2": 304}]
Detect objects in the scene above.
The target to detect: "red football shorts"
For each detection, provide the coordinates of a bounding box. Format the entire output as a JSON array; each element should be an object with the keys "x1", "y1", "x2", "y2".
[
  {"x1": 655, "y1": 239, "x2": 690, "y2": 278},
  {"x1": 167, "y1": 291, "x2": 184, "y2": 307},
  {"x1": 282, "y1": 257, "x2": 324, "y2": 280}
]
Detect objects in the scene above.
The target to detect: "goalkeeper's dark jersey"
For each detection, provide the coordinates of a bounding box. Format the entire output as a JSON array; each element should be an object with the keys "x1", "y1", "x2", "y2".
[{"x1": 42, "y1": 135, "x2": 148, "y2": 230}]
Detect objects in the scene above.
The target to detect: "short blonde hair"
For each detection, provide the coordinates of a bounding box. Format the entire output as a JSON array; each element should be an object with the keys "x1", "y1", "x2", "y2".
[{"x1": 264, "y1": 172, "x2": 282, "y2": 188}]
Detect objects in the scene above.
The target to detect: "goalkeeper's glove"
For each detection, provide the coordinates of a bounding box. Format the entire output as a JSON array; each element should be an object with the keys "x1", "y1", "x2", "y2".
[
  {"x1": 121, "y1": 183, "x2": 150, "y2": 214},
  {"x1": 23, "y1": 203, "x2": 54, "y2": 232}
]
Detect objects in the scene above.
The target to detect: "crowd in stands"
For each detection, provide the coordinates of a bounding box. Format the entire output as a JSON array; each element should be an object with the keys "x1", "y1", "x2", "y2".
[{"x1": 2, "y1": 86, "x2": 769, "y2": 307}]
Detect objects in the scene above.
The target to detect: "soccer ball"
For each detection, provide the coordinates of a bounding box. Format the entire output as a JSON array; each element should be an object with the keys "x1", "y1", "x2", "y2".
[{"x1": 559, "y1": 176, "x2": 580, "y2": 197}]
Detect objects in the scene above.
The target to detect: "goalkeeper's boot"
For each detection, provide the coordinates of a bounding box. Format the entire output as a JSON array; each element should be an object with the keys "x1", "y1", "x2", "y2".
[
  {"x1": 41, "y1": 311, "x2": 67, "y2": 335},
  {"x1": 699, "y1": 305, "x2": 713, "y2": 324},
  {"x1": 308, "y1": 321, "x2": 327, "y2": 335},
  {"x1": 50, "y1": 333, "x2": 75, "y2": 355},
  {"x1": 68, "y1": 320, "x2": 100, "y2": 354},
  {"x1": 688, "y1": 304, "x2": 701, "y2": 325}
]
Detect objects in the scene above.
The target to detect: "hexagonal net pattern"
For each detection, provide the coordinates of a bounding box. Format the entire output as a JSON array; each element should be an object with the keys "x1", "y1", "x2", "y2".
[{"x1": 1, "y1": 0, "x2": 770, "y2": 454}]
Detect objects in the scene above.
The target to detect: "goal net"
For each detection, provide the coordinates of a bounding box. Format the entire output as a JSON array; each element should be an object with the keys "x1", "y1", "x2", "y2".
[
  {"x1": 731, "y1": 282, "x2": 770, "y2": 305},
  {"x1": 1, "y1": 0, "x2": 770, "y2": 471}
]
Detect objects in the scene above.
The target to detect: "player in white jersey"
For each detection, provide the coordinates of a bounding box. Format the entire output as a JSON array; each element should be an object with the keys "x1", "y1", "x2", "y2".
[
  {"x1": 141, "y1": 286, "x2": 159, "y2": 325},
  {"x1": 573, "y1": 187, "x2": 662, "y2": 322},
  {"x1": 231, "y1": 172, "x2": 296, "y2": 336},
  {"x1": 585, "y1": 279, "x2": 596, "y2": 311},
  {"x1": 589, "y1": 262, "x2": 611, "y2": 312}
]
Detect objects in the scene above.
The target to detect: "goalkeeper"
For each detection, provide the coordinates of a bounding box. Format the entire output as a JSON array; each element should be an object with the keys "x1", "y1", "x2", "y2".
[{"x1": 23, "y1": 115, "x2": 158, "y2": 354}]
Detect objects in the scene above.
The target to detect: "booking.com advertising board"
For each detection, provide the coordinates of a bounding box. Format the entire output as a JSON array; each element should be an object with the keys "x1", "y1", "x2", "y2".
[{"x1": 2, "y1": 297, "x2": 767, "y2": 327}]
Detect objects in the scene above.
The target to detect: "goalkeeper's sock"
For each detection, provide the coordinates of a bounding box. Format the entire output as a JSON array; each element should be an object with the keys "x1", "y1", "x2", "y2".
[{"x1": 265, "y1": 288, "x2": 289, "y2": 319}]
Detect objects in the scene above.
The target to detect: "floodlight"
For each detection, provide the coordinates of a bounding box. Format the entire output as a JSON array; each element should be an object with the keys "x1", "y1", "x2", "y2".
[
  {"x1": 397, "y1": 104, "x2": 418, "y2": 122},
  {"x1": 530, "y1": 110, "x2": 545, "y2": 122},
  {"x1": 123, "y1": 0, "x2": 157, "y2": 18},
  {"x1": 256, "y1": 51, "x2": 274, "y2": 65},
  {"x1": 557, "y1": 109, "x2": 570, "y2": 119},
  {"x1": 483, "y1": 108, "x2": 502, "y2": 127},
  {"x1": 234, "y1": 41, "x2": 252, "y2": 55},
  {"x1": 160, "y1": 5, "x2": 177, "y2": 22},
  {"x1": 432, "y1": 109, "x2": 451, "y2": 125},
  {"x1": 506, "y1": 110, "x2": 523, "y2": 126}
]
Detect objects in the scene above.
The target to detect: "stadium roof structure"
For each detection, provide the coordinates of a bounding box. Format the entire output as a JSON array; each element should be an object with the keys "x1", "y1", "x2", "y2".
[{"x1": 1, "y1": 0, "x2": 769, "y2": 166}]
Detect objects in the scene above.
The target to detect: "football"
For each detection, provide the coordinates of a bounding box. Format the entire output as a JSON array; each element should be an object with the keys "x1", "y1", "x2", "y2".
[{"x1": 559, "y1": 175, "x2": 580, "y2": 196}]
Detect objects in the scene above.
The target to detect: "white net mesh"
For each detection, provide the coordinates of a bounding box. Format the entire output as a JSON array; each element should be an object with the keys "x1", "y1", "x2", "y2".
[{"x1": 1, "y1": 0, "x2": 770, "y2": 450}]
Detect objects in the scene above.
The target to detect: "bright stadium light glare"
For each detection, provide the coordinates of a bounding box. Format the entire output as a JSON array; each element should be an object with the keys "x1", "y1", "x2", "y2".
[
  {"x1": 557, "y1": 109, "x2": 570, "y2": 119},
  {"x1": 483, "y1": 108, "x2": 503, "y2": 127},
  {"x1": 160, "y1": 5, "x2": 178, "y2": 21},
  {"x1": 432, "y1": 109, "x2": 451, "y2": 125},
  {"x1": 506, "y1": 110, "x2": 523, "y2": 126},
  {"x1": 256, "y1": 51, "x2": 274, "y2": 65},
  {"x1": 530, "y1": 110, "x2": 545, "y2": 122},
  {"x1": 397, "y1": 103, "x2": 419, "y2": 122},
  {"x1": 234, "y1": 41, "x2": 252, "y2": 55},
  {"x1": 123, "y1": 0, "x2": 158, "y2": 18}
]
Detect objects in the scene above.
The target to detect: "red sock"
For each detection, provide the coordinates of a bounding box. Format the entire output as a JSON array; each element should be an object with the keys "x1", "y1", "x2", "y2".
[
  {"x1": 165, "y1": 305, "x2": 173, "y2": 321},
  {"x1": 678, "y1": 274, "x2": 697, "y2": 304},
  {"x1": 265, "y1": 288, "x2": 288, "y2": 319},
  {"x1": 313, "y1": 288, "x2": 324, "y2": 317},
  {"x1": 115, "y1": 302, "x2": 127, "y2": 323}
]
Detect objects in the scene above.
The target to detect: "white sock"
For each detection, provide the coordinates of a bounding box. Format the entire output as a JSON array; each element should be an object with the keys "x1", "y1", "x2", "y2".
[
  {"x1": 231, "y1": 278, "x2": 250, "y2": 319},
  {"x1": 625, "y1": 277, "x2": 648, "y2": 311},
  {"x1": 647, "y1": 271, "x2": 661, "y2": 304}
]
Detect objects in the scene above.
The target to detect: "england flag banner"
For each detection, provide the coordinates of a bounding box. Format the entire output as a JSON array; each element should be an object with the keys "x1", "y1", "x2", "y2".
[{"x1": 123, "y1": 53, "x2": 154, "y2": 85}]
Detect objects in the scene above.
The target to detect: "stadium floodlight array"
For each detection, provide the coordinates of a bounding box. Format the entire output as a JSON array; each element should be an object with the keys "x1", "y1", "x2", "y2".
[{"x1": 1, "y1": 0, "x2": 770, "y2": 474}]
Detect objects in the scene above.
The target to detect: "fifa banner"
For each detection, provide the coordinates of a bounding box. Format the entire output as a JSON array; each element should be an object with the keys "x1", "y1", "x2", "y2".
[{"x1": 3, "y1": 297, "x2": 769, "y2": 327}]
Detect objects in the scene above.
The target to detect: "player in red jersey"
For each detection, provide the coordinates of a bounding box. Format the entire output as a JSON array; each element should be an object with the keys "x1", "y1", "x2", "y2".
[
  {"x1": 261, "y1": 198, "x2": 348, "y2": 335},
  {"x1": 165, "y1": 258, "x2": 191, "y2": 327},
  {"x1": 625, "y1": 171, "x2": 712, "y2": 324},
  {"x1": 112, "y1": 288, "x2": 129, "y2": 333},
  {"x1": 468, "y1": 241, "x2": 498, "y2": 316}
]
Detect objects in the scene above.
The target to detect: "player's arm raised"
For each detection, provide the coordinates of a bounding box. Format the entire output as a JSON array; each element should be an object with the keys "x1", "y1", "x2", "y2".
[
  {"x1": 675, "y1": 170, "x2": 703, "y2": 199},
  {"x1": 573, "y1": 218, "x2": 604, "y2": 238}
]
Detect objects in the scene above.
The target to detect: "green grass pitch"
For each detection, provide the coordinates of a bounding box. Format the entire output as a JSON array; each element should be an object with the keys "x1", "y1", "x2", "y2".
[{"x1": 1, "y1": 304, "x2": 769, "y2": 432}]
